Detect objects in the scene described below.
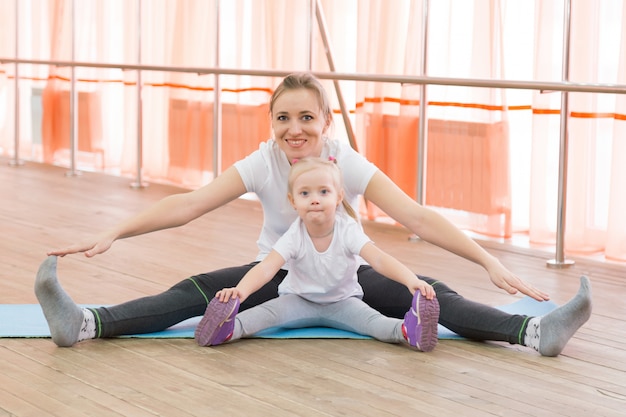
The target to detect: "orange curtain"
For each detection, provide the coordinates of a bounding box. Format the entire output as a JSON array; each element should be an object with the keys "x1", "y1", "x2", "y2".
[
  {"x1": 37, "y1": 0, "x2": 130, "y2": 172},
  {"x1": 156, "y1": 1, "x2": 275, "y2": 187},
  {"x1": 0, "y1": 0, "x2": 54, "y2": 160}
]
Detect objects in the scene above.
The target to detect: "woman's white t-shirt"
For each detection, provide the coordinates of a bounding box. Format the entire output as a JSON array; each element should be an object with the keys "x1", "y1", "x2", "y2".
[{"x1": 233, "y1": 139, "x2": 378, "y2": 266}]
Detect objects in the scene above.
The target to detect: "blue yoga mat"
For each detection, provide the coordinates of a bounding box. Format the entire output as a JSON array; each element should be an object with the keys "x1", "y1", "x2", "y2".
[{"x1": 0, "y1": 297, "x2": 558, "y2": 340}]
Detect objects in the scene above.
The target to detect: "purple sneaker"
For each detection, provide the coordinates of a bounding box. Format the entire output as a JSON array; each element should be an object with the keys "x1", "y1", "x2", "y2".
[
  {"x1": 195, "y1": 297, "x2": 240, "y2": 346},
  {"x1": 402, "y1": 291, "x2": 440, "y2": 352}
]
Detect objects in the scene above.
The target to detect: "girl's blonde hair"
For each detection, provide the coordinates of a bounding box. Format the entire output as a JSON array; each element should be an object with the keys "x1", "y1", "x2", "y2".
[{"x1": 287, "y1": 157, "x2": 357, "y2": 220}]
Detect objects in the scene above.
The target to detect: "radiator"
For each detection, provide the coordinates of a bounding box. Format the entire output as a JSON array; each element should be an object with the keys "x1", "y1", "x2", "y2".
[
  {"x1": 168, "y1": 99, "x2": 271, "y2": 174},
  {"x1": 364, "y1": 113, "x2": 511, "y2": 236},
  {"x1": 41, "y1": 88, "x2": 103, "y2": 167}
]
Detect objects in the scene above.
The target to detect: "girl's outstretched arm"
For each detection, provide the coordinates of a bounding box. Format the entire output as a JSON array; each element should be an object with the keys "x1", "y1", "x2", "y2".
[
  {"x1": 216, "y1": 250, "x2": 286, "y2": 303},
  {"x1": 359, "y1": 242, "x2": 435, "y2": 300}
]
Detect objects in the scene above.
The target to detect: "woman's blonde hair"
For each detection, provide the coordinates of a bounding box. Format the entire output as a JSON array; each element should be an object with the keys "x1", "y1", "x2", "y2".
[
  {"x1": 287, "y1": 157, "x2": 357, "y2": 220},
  {"x1": 270, "y1": 73, "x2": 333, "y2": 126}
]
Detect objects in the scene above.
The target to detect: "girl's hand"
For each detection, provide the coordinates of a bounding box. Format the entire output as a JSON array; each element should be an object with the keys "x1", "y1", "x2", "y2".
[
  {"x1": 216, "y1": 287, "x2": 242, "y2": 302},
  {"x1": 409, "y1": 280, "x2": 436, "y2": 300}
]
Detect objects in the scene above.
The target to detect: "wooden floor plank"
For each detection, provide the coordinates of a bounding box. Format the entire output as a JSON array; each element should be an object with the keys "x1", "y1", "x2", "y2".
[{"x1": 1, "y1": 159, "x2": 625, "y2": 416}]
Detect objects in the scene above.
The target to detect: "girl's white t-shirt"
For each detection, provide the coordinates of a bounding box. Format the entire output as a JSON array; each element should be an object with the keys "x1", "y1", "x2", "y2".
[
  {"x1": 273, "y1": 214, "x2": 370, "y2": 303},
  {"x1": 234, "y1": 139, "x2": 377, "y2": 266}
]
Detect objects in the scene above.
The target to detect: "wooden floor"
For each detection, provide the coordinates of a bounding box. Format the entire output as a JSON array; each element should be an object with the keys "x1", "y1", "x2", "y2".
[{"x1": 1, "y1": 158, "x2": 625, "y2": 417}]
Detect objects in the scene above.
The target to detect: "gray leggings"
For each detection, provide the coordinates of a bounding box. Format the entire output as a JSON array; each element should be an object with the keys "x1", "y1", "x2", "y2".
[
  {"x1": 232, "y1": 294, "x2": 405, "y2": 343},
  {"x1": 91, "y1": 264, "x2": 530, "y2": 344}
]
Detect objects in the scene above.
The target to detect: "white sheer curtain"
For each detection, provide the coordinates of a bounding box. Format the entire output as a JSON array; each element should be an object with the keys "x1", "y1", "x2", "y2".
[
  {"x1": 530, "y1": 0, "x2": 626, "y2": 260},
  {"x1": 607, "y1": 5, "x2": 626, "y2": 260},
  {"x1": 1, "y1": 0, "x2": 625, "y2": 261},
  {"x1": 355, "y1": 0, "x2": 513, "y2": 238}
]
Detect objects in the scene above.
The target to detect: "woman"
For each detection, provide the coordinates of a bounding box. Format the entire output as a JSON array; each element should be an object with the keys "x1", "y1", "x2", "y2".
[{"x1": 35, "y1": 73, "x2": 592, "y2": 356}]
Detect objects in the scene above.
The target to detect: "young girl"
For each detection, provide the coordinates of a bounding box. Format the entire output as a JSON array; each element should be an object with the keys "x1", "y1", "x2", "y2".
[{"x1": 194, "y1": 157, "x2": 440, "y2": 351}]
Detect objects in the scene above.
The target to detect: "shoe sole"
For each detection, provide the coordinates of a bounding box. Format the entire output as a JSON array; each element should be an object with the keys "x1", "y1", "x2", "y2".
[
  {"x1": 413, "y1": 293, "x2": 440, "y2": 352},
  {"x1": 194, "y1": 298, "x2": 239, "y2": 346}
]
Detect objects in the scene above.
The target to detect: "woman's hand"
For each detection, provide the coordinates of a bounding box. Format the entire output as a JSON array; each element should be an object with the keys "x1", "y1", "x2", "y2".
[
  {"x1": 47, "y1": 232, "x2": 116, "y2": 258},
  {"x1": 485, "y1": 257, "x2": 550, "y2": 301}
]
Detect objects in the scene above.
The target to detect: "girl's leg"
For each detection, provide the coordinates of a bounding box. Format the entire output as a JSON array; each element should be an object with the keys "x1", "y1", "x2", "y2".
[
  {"x1": 233, "y1": 295, "x2": 404, "y2": 343},
  {"x1": 315, "y1": 297, "x2": 405, "y2": 343},
  {"x1": 233, "y1": 294, "x2": 319, "y2": 339}
]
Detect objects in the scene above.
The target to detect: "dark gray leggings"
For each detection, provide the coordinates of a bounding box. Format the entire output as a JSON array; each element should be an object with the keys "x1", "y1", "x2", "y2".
[{"x1": 91, "y1": 264, "x2": 530, "y2": 344}]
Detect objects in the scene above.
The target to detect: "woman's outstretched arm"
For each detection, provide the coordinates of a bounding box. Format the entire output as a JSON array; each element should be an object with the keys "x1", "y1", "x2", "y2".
[
  {"x1": 364, "y1": 170, "x2": 550, "y2": 301},
  {"x1": 48, "y1": 165, "x2": 248, "y2": 258}
]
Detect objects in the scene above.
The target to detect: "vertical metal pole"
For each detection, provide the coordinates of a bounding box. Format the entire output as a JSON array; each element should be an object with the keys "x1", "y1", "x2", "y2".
[
  {"x1": 547, "y1": 0, "x2": 574, "y2": 268},
  {"x1": 66, "y1": 0, "x2": 81, "y2": 176},
  {"x1": 9, "y1": 0, "x2": 23, "y2": 167},
  {"x1": 308, "y1": 0, "x2": 315, "y2": 70},
  {"x1": 409, "y1": 0, "x2": 429, "y2": 242},
  {"x1": 212, "y1": 0, "x2": 222, "y2": 178},
  {"x1": 131, "y1": 0, "x2": 147, "y2": 188},
  {"x1": 314, "y1": 0, "x2": 357, "y2": 151},
  {"x1": 416, "y1": 0, "x2": 429, "y2": 205}
]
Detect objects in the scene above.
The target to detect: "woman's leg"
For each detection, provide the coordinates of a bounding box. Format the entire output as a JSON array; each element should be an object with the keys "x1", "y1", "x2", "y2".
[
  {"x1": 357, "y1": 265, "x2": 528, "y2": 344},
  {"x1": 358, "y1": 265, "x2": 593, "y2": 355},
  {"x1": 94, "y1": 263, "x2": 287, "y2": 337},
  {"x1": 35, "y1": 256, "x2": 286, "y2": 343}
]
